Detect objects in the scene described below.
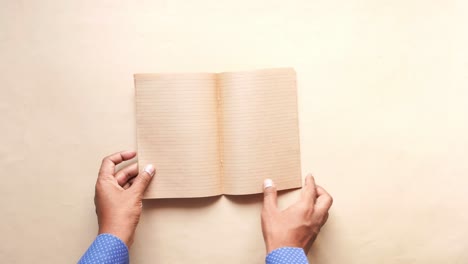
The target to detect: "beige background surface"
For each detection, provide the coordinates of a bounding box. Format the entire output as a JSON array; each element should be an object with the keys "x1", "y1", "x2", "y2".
[{"x1": 1, "y1": 0, "x2": 467, "y2": 263}]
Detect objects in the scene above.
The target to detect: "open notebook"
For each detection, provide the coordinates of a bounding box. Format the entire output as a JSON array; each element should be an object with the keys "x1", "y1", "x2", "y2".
[{"x1": 135, "y1": 68, "x2": 301, "y2": 198}]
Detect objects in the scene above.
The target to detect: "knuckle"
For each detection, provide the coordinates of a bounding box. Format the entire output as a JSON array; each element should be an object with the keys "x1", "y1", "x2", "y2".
[
  {"x1": 321, "y1": 214, "x2": 329, "y2": 224},
  {"x1": 101, "y1": 156, "x2": 109, "y2": 164},
  {"x1": 298, "y1": 202, "x2": 312, "y2": 213},
  {"x1": 140, "y1": 174, "x2": 151, "y2": 185},
  {"x1": 302, "y1": 212, "x2": 315, "y2": 227},
  {"x1": 316, "y1": 204, "x2": 331, "y2": 216},
  {"x1": 95, "y1": 178, "x2": 110, "y2": 192},
  {"x1": 95, "y1": 180, "x2": 103, "y2": 190}
]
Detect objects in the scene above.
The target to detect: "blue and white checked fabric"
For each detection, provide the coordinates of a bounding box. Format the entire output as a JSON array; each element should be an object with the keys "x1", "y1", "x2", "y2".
[
  {"x1": 266, "y1": 247, "x2": 309, "y2": 264},
  {"x1": 78, "y1": 234, "x2": 129, "y2": 264},
  {"x1": 79, "y1": 234, "x2": 308, "y2": 264}
]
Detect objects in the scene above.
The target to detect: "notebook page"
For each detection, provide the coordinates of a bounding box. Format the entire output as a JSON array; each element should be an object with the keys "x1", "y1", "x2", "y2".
[
  {"x1": 218, "y1": 68, "x2": 302, "y2": 195},
  {"x1": 135, "y1": 73, "x2": 222, "y2": 198}
]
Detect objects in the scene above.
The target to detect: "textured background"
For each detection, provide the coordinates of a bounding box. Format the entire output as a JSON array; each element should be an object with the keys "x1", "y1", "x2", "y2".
[{"x1": 1, "y1": 0, "x2": 467, "y2": 263}]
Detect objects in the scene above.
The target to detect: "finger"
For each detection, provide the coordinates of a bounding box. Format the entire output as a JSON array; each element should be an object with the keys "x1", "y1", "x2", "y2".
[
  {"x1": 131, "y1": 164, "x2": 156, "y2": 195},
  {"x1": 323, "y1": 212, "x2": 329, "y2": 224},
  {"x1": 115, "y1": 163, "x2": 139, "y2": 186},
  {"x1": 301, "y1": 174, "x2": 317, "y2": 205},
  {"x1": 98, "y1": 151, "x2": 136, "y2": 177},
  {"x1": 316, "y1": 185, "x2": 329, "y2": 196},
  {"x1": 123, "y1": 178, "x2": 136, "y2": 190},
  {"x1": 315, "y1": 186, "x2": 333, "y2": 213},
  {"x1": 316, "y1": 185, "x2": 331, "y2": 199},
  {"x1": 263, "y1": 179, "x2": 278, "y2": 212}
]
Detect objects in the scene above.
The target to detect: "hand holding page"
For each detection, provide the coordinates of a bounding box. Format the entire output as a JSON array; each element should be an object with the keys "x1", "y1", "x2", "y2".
[{"x1": 135, "y1": 68, "x2": 301, "y2": 199}]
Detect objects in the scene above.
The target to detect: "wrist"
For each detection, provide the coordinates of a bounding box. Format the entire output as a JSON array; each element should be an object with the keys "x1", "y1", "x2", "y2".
[
  {"x1": 99, "y1": 225, "x2": 134, "y2": 248},
  {"x1": 266, "y1": 243, "x2": 285, "y2": 254},
  {"x1": 266, "y1": 241, "x2": 303, "y2": 254}
]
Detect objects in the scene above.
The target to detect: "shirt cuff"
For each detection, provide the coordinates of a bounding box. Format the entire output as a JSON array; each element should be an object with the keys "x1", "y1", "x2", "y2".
[
  {"x1": 78, "y1": 233, "x2": 129, "y2": 264},
  {"x1": 266, "y1": 247, "x2": 308, "y2": 264}
]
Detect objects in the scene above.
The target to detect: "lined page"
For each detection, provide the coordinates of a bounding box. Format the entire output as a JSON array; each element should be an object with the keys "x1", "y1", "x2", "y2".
[
  {"x1": 135, "y1": 73, "x2": 222, "y2": 198},
  {"x1": 218, "y1": 68, "x2": 302, "y2": 195}
]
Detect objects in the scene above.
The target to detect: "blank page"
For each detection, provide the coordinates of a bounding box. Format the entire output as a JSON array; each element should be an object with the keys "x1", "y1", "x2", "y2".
[
  {"x1": 218, "y1": 68, "x2": 302, "y2": 195},
  {"x1": 135, "y1": 73, "x2": 222, "y2": 198}
]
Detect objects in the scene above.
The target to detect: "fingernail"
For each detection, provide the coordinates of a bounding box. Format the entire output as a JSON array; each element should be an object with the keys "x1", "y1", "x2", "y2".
[
  {"x1": 144, "y1": 164, "x2": 155, "y2": 177},
  {"x1": 263, "y1": 179, "x2": 274, "y2": 189}
]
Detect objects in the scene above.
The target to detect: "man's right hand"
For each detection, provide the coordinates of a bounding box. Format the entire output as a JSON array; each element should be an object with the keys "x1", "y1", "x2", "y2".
[
  {"x1": 261, "y1": 174, "x2": 333, "y2": 254},
  {"x1": 94, "y1": 151, "x2": 155, "y2": 248}
]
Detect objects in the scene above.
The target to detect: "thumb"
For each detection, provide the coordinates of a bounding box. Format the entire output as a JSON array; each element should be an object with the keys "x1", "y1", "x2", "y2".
[
  {"x1": 263, "y1": 179, "x2": 278, "y2": 211},
  {"x1": 131, "y1": 164, "x2": 156, "y2": 195}
]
